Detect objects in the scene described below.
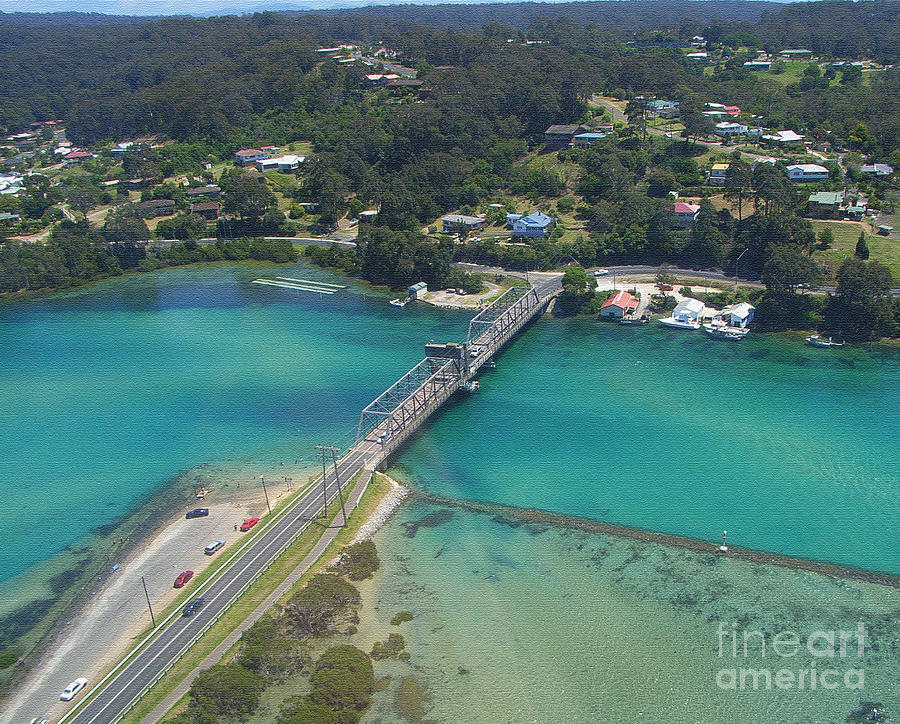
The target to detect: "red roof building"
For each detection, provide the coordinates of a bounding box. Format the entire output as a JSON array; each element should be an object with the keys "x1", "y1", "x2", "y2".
[
  {"x1": 600, "y1": 290, "x2": 639, "y2": 319},
  {"x1": 724, "y1": 106, "x2": 741, "y2": 116}
]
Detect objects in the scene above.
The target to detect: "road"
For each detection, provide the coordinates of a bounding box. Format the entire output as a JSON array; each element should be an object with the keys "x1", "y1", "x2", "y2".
[{"x1": 59, "y1": 442, "x2": 381, "y2": 724}]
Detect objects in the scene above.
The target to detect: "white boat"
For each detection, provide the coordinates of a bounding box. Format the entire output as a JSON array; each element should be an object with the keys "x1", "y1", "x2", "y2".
[
  {"x1": 703, "y1": 323, "x2": 748, "y2": 340},
  {"x1": 659, "y1": 317, "x2": 701, "y2": 330},
  {"x1": 460, "y1": 380, "x2": 480, "y2": 393},
  {"x1": 389, "y1": 298, "x2": 408, "y2": 307},
  {"x1": 806, "y1": 335, "x2": 844, "y2": 348}
]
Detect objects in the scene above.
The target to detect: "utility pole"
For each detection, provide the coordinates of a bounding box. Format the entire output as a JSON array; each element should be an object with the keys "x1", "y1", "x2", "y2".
[
  {"x1": 259, "y1": 475, "x2": 271, "y2": 514},
  {"x1": 317, "y1": 444, "x2": 348, "y2": 527},
  {"x1": 142, "y1": 576, "x2": 156, "y2": 628},
  {"x1": 315, "y1": 445, "x2": 329, "y2": 518}
]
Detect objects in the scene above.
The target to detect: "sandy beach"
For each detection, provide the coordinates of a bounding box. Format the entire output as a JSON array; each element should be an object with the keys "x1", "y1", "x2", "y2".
[{"x1": 0, "y1": 468, "x2": 308, "y2": 724}]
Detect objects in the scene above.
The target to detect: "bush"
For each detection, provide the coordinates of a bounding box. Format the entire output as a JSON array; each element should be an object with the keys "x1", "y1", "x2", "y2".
[
  {"x1": 390, "y1": 610, "x2": 413, "y2": 625},
  {"x1": 333, "y1": 541, "x2": 380, "y2": 581},
  {"x1": 309, "y1": 645, "x2": 375, "y2": 723},
  {"x1": 284, "y1": 574, "x2": 361, "y2": 637},
  {"x1": 238, "y1": 617, "x2": 307, "y2": 681},
  {"x1": 187, "y1": 662, "x2": 265, "y2": 718},
  {"x1": 371, "y1": 633, "x2": 406, "y2": 660}
]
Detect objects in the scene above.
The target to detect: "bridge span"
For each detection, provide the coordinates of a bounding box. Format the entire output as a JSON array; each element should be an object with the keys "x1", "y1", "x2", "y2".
[{"x1": 61, "y1": 276, "x2": 559, "y2": 724}]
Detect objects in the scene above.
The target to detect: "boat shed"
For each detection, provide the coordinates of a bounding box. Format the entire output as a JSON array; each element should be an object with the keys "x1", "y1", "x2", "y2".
[
  {"x1": 408, "y1": 281, "x2": 428, "y2": 299},
  {"x1": 672, "y1": 298, "x2": 705, "y2": 324},
  {"x1": 721, "y1": 302, "x2": 755, "y2": 328}
]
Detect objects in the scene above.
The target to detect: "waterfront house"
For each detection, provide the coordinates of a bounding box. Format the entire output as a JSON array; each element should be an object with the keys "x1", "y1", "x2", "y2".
[
  {"x1": 137, "y1": 198, "x2": 175, "y2": 218},
  {"x1": 721, "y1": 302, "x2": 755, "y2": 328},
  {"x1": 708, "y1": 163, "x2": 730, "y2": 185},
  {"x1": 408, "y1": 282, "x2": 428, "y2": 300},
  {"x1": 511, "y1": 211, "x2": 554, "y2": 238},
  {"x1": 441, "y1": 214, "x2": 486, "y2": 235},
  {"x1": 787, "y1": 164, "x2": 829, "y2": 182},
  {"x1": 672, "y1": 202, "x2": 700, "y2": 228},
  {"x1": 234, "y1": 149, "x2": 268, "y2": 167},
  {"x1": 599, "y1": 290, "x2": 639, "y2": 319},
  {"x1": 189, "y1": 201, "x2": 220, "y2": 220},
  {"x1": 806, "y1": 191, "x2": 845, "y2": 218},
  {"x1": 672, "y1": 298, "x2": 705, "y2": 324}
]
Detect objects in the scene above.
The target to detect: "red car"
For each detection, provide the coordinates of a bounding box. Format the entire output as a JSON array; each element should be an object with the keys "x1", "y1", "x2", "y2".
[
  {"x1": 239, "y1": 517, "x2": 260, "y2": 532},
  {"x1": 173, "y1": 570, "x2": 194, "y2": 588}
]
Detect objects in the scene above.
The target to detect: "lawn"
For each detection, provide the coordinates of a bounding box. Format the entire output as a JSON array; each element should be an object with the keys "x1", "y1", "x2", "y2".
[{"x1": 811, "y1": 219, "x2": 900, "y2": 281}]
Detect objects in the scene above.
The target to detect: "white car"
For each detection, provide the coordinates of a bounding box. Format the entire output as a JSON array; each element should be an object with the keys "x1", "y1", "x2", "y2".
[
  {"x1": 593, "y1": 269, "x2": 610, "y2": 276},
  {"x1": 468, "y1": 346, "x2": 482, "y2": 358},
  {"x1": 60, "y1": 677, "x2": 88, "y2": 701}
]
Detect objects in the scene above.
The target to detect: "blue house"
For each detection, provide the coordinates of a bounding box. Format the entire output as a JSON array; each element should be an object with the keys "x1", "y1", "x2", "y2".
[{"x1": 511, "y1": 212, "x2": 554, "y2": 238}]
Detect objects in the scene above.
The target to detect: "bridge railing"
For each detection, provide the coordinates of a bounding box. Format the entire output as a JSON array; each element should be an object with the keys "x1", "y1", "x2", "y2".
[{"x1": 466, "y1": 286, "x2": 538, "y2": 344}]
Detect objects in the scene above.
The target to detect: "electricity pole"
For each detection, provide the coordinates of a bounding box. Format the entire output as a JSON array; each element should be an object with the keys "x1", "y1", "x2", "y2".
[
  {"x1": 142, "y1": 576, "x2": 156, "y2": 628},
  {"x1": 315, "y1": 445, "x2": 329, "y2": 518},
  {"x1": 259, "y1": 475, "x2": 271, "y2": 514},
  {"x1": 316, "y1": 444, "x2": 348, "y2": 526}
]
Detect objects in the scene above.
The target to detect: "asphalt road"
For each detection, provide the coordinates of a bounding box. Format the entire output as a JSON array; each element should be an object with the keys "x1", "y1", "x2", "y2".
[{"x1": 61, "y1": 442, "x2": 379, "y2": 724}]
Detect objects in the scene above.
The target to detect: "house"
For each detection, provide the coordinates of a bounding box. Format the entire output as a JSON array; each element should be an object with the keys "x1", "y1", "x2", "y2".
[
  {"x1": 234, "y1": 149, "x2": 268, "y2": 167},
  {"x1": 240, "y1": 170, "x2": 267, "y2": 184},
  {"x1": 64, "y1": 150, "x2": 93, "y2": 164},
  {"x1": 672, "y1": 202, "x2": 700, "y2": 227},
  {"x1": 185, "y1": 185, "x2": 221, "y2": 200},
  {"x1": 109, "y1": 141, "x2": 134, "y2": 158},
  {"x1": 860, "y1": 163, "x2": 894, "y2": 177},
  {"x1": 408, "y1": 282, "x2": 428, "y2": 300},
  {"x1": 137, "y1": 198, "x2": 175, "y2": 218},
  {"x1": 691, "y1": 35, "x2": 705, "y2": 47},
  {"x1": 762, "y1": 130, "x2": 805, "y2": 145},
  {"x1": 721, "y1": 302, "x2": 755, "y2": 328},
  {"x1": 0, "y1": 212, "x2": 20, "y2": 223},
  {"x1": 256, "y1": 158, "x2": 281, "y2": 172},
  {"x1": 844, "y1": 205, "x2": 867, "y2": 220},
  {"x1": 275, "y1": 154, "x2": 305, "y2": 173},
  {"x1": 544, "y1": 124, "x2": 590, "y2": 149},
  {"x1": 189, "y1": 201, "x2": 220, "y2": 220},
  {"x1": 752, "y1": 157, "x2": 777, "y2": 170},
  {"x1": 708, "y1": 163, "x2": 730, "y2": 185},
  {"x1": 744, "y1": 61, "x2": 771, "y2": 71},
  {"x1": 511, "y1": 211, "x2": 554, "y2": 238},
  {"x1": 780, "y1": 49, "x2": 812, "y2": 58},
  {"x1": 671, "y1": 298, "x2": 705, "y2": 324},
  {"x1": 806, "y1": 191, "x2": 845, "y2": 218},
  {"x1": 572, "y1": 132, "x2": 607, "y2": 148},
  {"x1": 647, "y1": 100, "x2": 679, "y2": 118},
  {"x1": 599, "y1": 290, "x2": 639, "y2": 319},
  {"x1": 260, "y1": 145, "x2": 279, "y2": 153},
  {"x1": 687, "y1": 52, "x2": 708, "y2": 61},
  {"x1": 441, "y1": 214, "x2": 486, "y2": 235},
  {"x1": 787, "y1": 164, "x2": 829, "y2": 182},
  {"x1": 714, "y1": 122, "x2": 748, "y2": 137}
]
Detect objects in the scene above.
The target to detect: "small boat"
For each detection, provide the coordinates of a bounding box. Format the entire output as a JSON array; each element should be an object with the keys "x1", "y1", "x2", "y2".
[
  {"x1": 619, "y1": 315, "x2": 649, "y2": 326},
  {"x1": 806, "y1": 335, "x2": 844, "y2": 348},
  {"x1": 659, "y1": 317, "x2": 701, "y2": 330},
  {"x1": 389, "y1": 298, "x2": 408, "y2": 307},
  {"x1": 485, "y1": 360, "x2": 496, "y2": 369},
  {"x1": 460, "y1": 380, "x2": 480, "y2": 393},
  {"x1": 703, "y1": 323, "x2": 748, "y2": 340}
]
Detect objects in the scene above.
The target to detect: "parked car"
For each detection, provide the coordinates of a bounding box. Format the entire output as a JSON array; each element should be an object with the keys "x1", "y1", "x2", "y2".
[
  {"x1": 204, "y1": 539, "x2": 225, "y2": 555},
  {"x1": 239, "y1": 517, "x2": 260, "y2": 532},
  {"x1": 60, "y1": 678, "x2": 88, "y2": 701},
  {"x1": 30, "y1": 717, "x2": 48, "y2": 723},
  {"x1": 182, "y1": 597, "x2": 206, "y2": 617},
  {"x1": 593, "y1": 269, "x2": 610, "y2": 276},
  {"x1": 173, "y1": 570, "x2": 194, "y2": 588},
  {"x1": 185, "y1": 508, "x2": 209, "y2": 519}
]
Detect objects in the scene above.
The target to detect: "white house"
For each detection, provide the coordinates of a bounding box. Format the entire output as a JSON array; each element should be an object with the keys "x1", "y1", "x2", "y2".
[
  {"x1": 687, "y1": 52, "x2": 709, "y2": 61},
  {"x1": 786, "y1": 164, "x2": 829, "y2": 182},
  {"x1": 511, "y1": 211, "x2": 554, "y2": 238},
  {"x1": 672, "y1": 298, "x2": 705, "y2": 324},
  {"x1": 714, "y1": 122, "x2": 748, "y2": 136},
  {"x1": 860, "y1": 163, "x2": 894, "y2": 177},
  {"x1": 762, "y1": 130, "x2": 805, "y2": 145},
  {"x1": 256, "y1": 154, "x2": 306, "y2": 173},
  {"x1": 721, "y1": 302, "x2": 755, "y2": 328},
  {"x1": 442, "y1": 214, "x2": 486, "y2": 234}
]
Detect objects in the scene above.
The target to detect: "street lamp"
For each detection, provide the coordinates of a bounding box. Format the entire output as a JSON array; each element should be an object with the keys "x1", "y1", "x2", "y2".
[{"x1": 735, "y1": 248, "x2": 749, "y2": 279}]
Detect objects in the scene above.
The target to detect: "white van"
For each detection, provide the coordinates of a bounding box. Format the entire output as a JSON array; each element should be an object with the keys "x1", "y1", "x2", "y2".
[{"x1": 204, "y1": 539, "x2": 225, "y2": 555}]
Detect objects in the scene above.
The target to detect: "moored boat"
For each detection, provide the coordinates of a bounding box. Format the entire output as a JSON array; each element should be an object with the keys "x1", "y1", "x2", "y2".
[
  {"x1": 703, "y1": 323, "x2": 748, "y2": 340},
  {"x1": 659, "y1": 317, "x2": 701, "y2": 330},
  {"x1": 389, "y1": 298, "x2": 408, "y2": 307},
  {"x1": 806, "y1": 335, "x2": 844, "y2": 348}
]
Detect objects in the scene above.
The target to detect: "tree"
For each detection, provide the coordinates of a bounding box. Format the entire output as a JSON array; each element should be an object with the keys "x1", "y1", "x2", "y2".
[
  {"x1": 284, "y1": 574, "x2": 360, "y2": 637},
  {"x1": 823, "y1": 258, "x2": 895, "y2": 341},
  {"x1": 655, "y1": 264, "x2": 676, "y2": 286},
  {"x1": 156, "y1": 213, "x2": 208, "y2": 241},
  {"x1": 817, "y1": 227, "x2": 834, "y2": 250},
  {"x1": 557, "y1": 265, "x2": 594, "y2": 315},
  {"x1": 760, "y1": 245, "x2": 822, "y2": 293},
  {"x1": 103, "y1": 205, "x2": 150, "y2": 243},
  {"x1": 854, "y1": 232, "x2": 870, "y2": 259},
  {"x1": 221, "y1": 174, "x2": 276, "y2": 220},
  {"x1": 723, "y1": 159, "x2": 751, "y2": 221},
  {"x1": 187, "y1": 663, "x2": 265, "y2": 718},
  {"x1": 308, "y1": 645, "x2": 374, "y2": 721},
  {"x1": 840, "y1": 64, "x2": 863, "y2": 85}
]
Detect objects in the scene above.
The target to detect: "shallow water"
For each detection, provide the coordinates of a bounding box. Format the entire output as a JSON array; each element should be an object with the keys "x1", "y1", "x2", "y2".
[
  {"x1": 356, "y1": 502, "x2": 900, "y2": 724},
  {"x1": 394, "y1": 318, "x2": 900, "y2": 574}
]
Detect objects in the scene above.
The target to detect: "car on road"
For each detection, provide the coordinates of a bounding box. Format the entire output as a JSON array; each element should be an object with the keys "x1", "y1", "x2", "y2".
[
  {"x1": 468, "y1": 346, "x2": 482, "y2": 358},
  {"x1": 239, "y1": 516, "x2": 260, "y2": 531},
  {"x1": 182, "y1": 597, "x2": 206, "y2": 617},
  {"x1": 593, "y1": 269, "x2": 610, "y2": 276},
  {"x1": 204, "y1": 539, "x2": 225, "y2": 555},
  {"x1": 173, "y1": 570, "x2": 194, "y2": 588},
  {"x1": 185, "y1": 508, "x2": 209, "y2": 519},
  {"x1": 60, "y1": 678, "x2": 88, "y2": 701}
]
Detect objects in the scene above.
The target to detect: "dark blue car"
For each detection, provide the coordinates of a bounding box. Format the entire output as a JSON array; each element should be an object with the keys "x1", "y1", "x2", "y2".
[
  {"x1": 185, "y1": 508, "x2": 209, "y2": 519},
  {"x1": 182, "y1": 597, "x2": 206, "y2": 617}
]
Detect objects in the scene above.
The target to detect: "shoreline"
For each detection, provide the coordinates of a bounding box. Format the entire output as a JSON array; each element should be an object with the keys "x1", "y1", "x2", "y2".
[{"x1": 408, "y1": 490, "x2": 900, "y2": 588}]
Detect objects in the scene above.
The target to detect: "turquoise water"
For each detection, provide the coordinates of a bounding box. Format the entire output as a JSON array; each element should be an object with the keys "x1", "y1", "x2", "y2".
[
  {"x1": 394, "y1": 319, "x2": 900, "y2": 574},
  {"x1": 0, "y1": 263, "x2": 467, "y2": 586},
  {"x1": 354, "y1": 503, "x2": 900, "y2": 724}
]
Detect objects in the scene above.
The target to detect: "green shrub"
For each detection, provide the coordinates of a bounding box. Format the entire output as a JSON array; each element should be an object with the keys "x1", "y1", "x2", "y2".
[
  {"x1": 334, "y1": 541, "x2": 380, "y2": 581},
  {"x1": 390, "y1": 610, "x2": 413, "y2": 626}
]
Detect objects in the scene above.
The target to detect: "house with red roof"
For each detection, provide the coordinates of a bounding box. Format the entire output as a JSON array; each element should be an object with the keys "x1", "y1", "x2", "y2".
[
  {"x1": 600, "y1": 290, "x2": 639, "y2": 319},
  {"x1": 672, "y1": 202, "x2": 701, "y2": 228},
  {"x1": 64, "y1": 150, "x2": 93, "y2": 164}
]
